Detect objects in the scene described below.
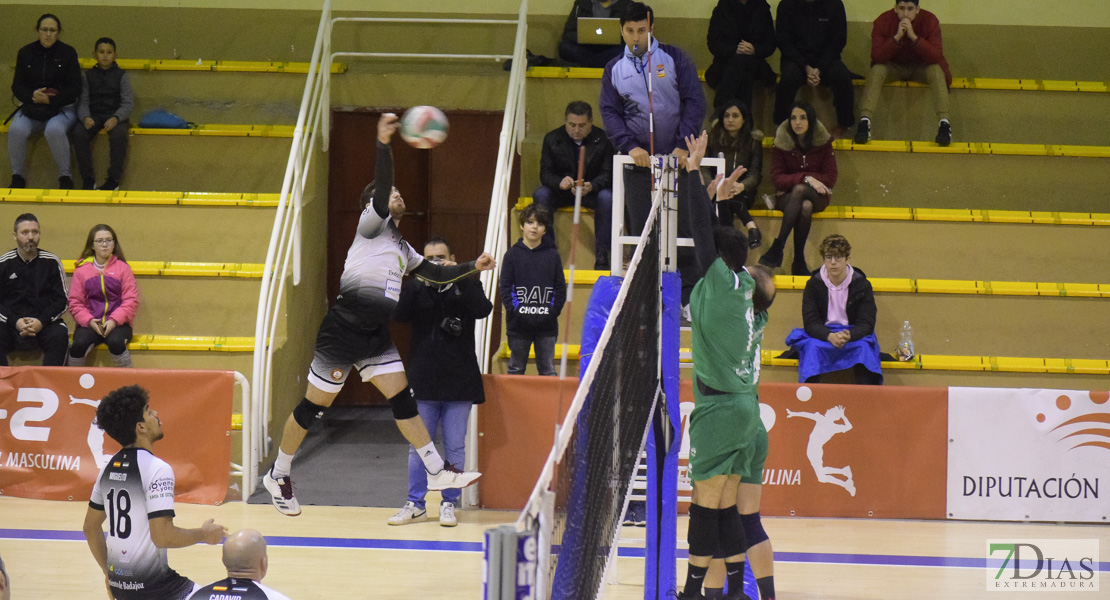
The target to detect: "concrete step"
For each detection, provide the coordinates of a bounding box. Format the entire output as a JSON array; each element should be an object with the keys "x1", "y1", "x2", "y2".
[
  {"x1": 519, "y1": 138, "x2": 1110, "y2": 214},
  {"x1": 114, "y1": 276, "x2": 262, "y2": 337},
  {"x1": 1, "y1": 133, "x2": 290, "y2": 193},
  {"x1": 0, "y1": 202, "x2": 274, "y2": 264}
]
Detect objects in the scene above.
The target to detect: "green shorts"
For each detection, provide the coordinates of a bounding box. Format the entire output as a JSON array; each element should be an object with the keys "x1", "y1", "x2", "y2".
[{"x1": 687, "y1": 387, "x2": 768, "y2": 484}]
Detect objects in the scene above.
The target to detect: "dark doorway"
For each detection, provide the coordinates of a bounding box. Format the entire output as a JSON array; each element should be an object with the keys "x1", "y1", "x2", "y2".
[{"x1": 326, "y1": 108, "x2": 516, "y2": 406}]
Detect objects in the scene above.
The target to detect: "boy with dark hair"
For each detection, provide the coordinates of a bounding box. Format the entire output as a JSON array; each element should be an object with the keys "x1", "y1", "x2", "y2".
[
  {"x1": 499, "y1": 204, "x2": 567, "y2": 376},
  {"x1": 71, "y1": 37, "x2": 133, "y2": 190},
  {"x1": 83, "y1": 385, "x2": 227, "y2": 600}
]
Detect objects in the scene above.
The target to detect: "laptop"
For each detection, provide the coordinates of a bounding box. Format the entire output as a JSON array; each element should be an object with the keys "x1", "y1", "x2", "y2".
[{"x1": 577, "y1": 17, "x2": 622, "y2": 45}]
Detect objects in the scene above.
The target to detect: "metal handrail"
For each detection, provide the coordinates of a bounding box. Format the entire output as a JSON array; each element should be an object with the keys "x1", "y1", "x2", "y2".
[{"x1": 249, "y1": 0, "x2": 528, "y2": 501}]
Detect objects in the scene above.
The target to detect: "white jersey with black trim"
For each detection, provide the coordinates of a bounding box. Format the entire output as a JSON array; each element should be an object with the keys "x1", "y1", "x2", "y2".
[
  {"x1": 335, "y1": 207, "x2": 424, "y2": 325},
  {"x1": 89, "y1": 447, "x2": 193, "y2": 599},
  {"x1": 188, "y1": 577, "x2": 292, "y2": 600}
]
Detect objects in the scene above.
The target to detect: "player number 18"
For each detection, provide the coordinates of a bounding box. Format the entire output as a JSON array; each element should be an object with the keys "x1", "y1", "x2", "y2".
[{"x1": 106, "y1": 488, "x2": 132, "y2": 539}]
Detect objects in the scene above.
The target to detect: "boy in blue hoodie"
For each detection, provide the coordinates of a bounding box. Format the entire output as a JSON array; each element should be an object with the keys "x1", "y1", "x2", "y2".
[{"x1": 499, "y1": 204, "x2": 567, "y2": 375}]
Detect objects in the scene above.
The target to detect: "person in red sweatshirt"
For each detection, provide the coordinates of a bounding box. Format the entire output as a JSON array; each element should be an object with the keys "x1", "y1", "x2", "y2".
[{"x1": 854, "y1": 0, "x2": 953, "y2": 146}]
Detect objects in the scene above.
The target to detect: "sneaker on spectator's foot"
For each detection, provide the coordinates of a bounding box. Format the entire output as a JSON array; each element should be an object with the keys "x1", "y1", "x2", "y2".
[
  {"x1": 426, "y1": 463, "x2": 481, "y2": 491},
  {"x1": 935, "y1": 121, "x2": 952, "y2": 146},
  {"x1": 594, "y1": 251, "x2": 610, "y2": 271},
  {"x1": 9, "y1": 175, "x2": 25, "y2": 189},
  {"x1": 262, "y1": 467, "x2": 301, "y2": 516},
  {"x1": 439, "y1": 501, "x2": 458, "y2": 527},
  {"x1": 58, "y1": 176, "x2": 74, "y2": 190},
  {"x1": 99, "y1": 177, "x2": 120, "y2": 191},
  {"x1": 387, "y1": 501, "x2": 427, "y2": 526},
  {"x1": 853, "y1": 118, "x2": 871, "y2": 144}
]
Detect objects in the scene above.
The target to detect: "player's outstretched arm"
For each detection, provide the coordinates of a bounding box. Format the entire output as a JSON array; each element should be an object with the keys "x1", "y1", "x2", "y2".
[
  {"x1": 149, "y1": 516, "x2": 227, "y2": 549},
  {"x1": 410, "y1": 252, "x2": 494, "y2": 286},
  {"x1": 370, "y1": 113, "x2": 400, "y2": 219}
]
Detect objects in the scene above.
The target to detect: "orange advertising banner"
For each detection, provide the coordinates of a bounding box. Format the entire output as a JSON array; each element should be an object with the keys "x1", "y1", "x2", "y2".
[
  {"x1": 0, "y1": 367, "x2": 233, "y2": 505},
  {"x1": 754, "y1": 382, "x2": 948, "y2": 519}
]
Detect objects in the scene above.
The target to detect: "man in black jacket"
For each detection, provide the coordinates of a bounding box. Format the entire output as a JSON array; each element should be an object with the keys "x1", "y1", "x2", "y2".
[
  {"x1": 0, "y1": 213, "x2": 69, "y2": 366},
  {"x1": 534, "y1": 101, "x2": 615, "y2": 270},
  {"x1": 773, "y1": 0, "x2": 855, "y2": 132},
  {"x1": 705, "y1": 0, "x2": 777, "y2": 110},
  {"x1": 389, "y1": 237, "x2": 493, "y2": 528}
]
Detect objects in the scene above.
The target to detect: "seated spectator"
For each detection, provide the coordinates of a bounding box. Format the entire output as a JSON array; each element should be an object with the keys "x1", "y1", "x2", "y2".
[
  {"x1": 0, "y1": 214, "x2": 69, "y2": 366},
  {"x1": 72, "y1": 37, "x2": 133, "y2": 190},
  {"x1": 705, "y1": 0, "x2": 777, "y2": 111},
  {"x1": 854, "y1": 0, "x2": 953, "y2": 146},
  {"x1": 499, "y1": 204, "x2": 566, "y2": 376},
  {"x1": 786, "y1": 234, "x2": 882, "y2": 385},
  {"x1": 68, "y1": 224, "x2": 138, "y2": 367},
  {"x1": 558, "y1": 0, "x2": 632, "y2": 68},
  {"x1": 534, "y1": 100, "x2": 615, "y2": 270},
  {"x1": 704, "y1": 99, "x2": 764, "y2": 248},
  {"x1": 773, "y1": 0, "x2": 855, "y2": 135},
  {"x1": 390, "y1": 237, "x2": 493, "y2": 527},
  {"x1": 760, "y1": 100, "x2": 836, "y2": 275},
  {"x1": 8, "y1": 14, "x2": 81, "y2": 189}
]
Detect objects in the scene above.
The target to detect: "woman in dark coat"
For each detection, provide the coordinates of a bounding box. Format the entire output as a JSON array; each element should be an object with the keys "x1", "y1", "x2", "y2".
[
  {"x1": 760, "y1": 100, "x2": 837, "y2": 275},
  {"x1": 8, "y1": 13, "x2": 82, "y2": 189},
  {"x1": 704, "y1": 99, "x2": 764, "y2": 248}
]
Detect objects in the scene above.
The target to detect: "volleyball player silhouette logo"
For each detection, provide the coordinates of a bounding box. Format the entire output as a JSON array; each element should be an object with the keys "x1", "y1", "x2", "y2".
[{"x1": 787, "y1": 405, "x2": 857, "y2": 497}]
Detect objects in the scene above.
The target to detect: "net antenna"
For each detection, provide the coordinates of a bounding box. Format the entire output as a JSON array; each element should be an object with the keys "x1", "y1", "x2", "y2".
[{"x1": 558, "y1": 145, "x2": 588, "y2": 379}]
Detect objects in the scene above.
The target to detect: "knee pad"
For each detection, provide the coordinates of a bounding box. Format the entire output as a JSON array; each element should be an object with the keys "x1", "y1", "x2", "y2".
[
  {"x1": 292, "y1": 398, "x2": 328, "y2": 429},
  {"x1": 718, "y1": 508, "x2": 747, "y2": 558},
  {"x1": 687, "y1": 504, "x2": 720, "y2": 558},
  {"x1": 388, "y1": 386, "x2": 419, "y2": 420},
  {"x1": 740, "y1": 512, "x2": 769, "y2": 547}
]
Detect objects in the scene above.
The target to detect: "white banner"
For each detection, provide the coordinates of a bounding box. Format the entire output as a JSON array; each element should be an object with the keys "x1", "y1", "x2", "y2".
[{"x1": 947, "y1": 388, "x2": 1110, "y2": 522}]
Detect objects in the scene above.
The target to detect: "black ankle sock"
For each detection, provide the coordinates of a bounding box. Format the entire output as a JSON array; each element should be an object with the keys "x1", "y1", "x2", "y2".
[
  {"x1": 725, "y1": 561, "x2": 746, "y2": 596},
  {"x1": 684, "y1": 564, "x2": 709, "y2": 596},
  {"x1": 757, "y1": 575, "x2": 776, "y2": 600}
]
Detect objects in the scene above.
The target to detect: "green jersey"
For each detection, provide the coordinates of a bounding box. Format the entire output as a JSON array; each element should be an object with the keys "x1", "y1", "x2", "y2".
[{"x1": 689, "y1": 259, "x2": 768, "y2": 395}]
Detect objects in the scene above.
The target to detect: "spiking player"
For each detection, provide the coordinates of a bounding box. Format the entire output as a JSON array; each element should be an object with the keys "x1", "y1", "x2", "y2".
[
  {"x1": 677, "y1": 131, "x2": 777, "y2": 600},
  {"x1": 261, "y1": 113, "x2": 494, "y2": 516},
  {"x1": 83, "y1": 385, "x2": 227, "y2": 600}
]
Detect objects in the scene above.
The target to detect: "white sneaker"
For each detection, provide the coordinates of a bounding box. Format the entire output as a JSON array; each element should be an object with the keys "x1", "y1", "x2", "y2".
[
  {"x1": 439, "y1": 502, "x2": 458, "y2": 527},
  {"x1": 262, "y1": 467, "x2": 301, "y2": 517},
  {"x1": 387, "y1": 501, "x2": 428, "y2": 526},
  {"x1": 426, "y1": 463, "x2": 481, "y2": 491}
]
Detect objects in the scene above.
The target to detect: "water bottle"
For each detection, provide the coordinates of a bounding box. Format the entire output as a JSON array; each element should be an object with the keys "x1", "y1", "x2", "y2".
[{"x1": 896, "y1": 320, "x2": 915, "y2": 361}]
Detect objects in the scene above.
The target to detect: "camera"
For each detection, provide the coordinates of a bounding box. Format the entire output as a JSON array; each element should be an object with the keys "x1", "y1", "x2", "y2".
[{"x1": 439, "y1": 316, "x2": 463, "y2": 337}]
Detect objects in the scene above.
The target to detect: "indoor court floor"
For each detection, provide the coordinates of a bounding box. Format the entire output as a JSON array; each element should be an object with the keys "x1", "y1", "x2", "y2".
[{"x1": 0, "y1": 496, "x2": 1106, "y2": 599}]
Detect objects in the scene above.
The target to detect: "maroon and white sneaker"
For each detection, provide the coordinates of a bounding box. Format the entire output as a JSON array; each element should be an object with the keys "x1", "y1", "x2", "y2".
[{"x1": 262, "y1": 467, "x2": 302, "y2": 516}]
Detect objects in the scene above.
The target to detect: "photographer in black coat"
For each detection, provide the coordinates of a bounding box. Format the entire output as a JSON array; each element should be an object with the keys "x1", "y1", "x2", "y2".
[{"x1": 389, "y1": 237, "x2": 493, "y2": 527}]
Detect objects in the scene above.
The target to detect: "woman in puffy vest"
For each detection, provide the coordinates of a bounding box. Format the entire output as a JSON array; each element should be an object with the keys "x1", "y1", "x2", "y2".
[
  {"x1": 8, "y1": 13, "x2": 82, "y2": 189},
  {"x1": 68, "y1": 224, "x2": 138, "y2": 367}
]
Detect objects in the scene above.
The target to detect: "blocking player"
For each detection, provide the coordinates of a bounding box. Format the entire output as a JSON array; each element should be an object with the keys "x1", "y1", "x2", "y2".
[
  {"x1": 677, "y1": 131, "x2": 777, "y2": 600},
  {"x1": 262, "y1": 113, "x2": 494, "y2": 516},
  {"x1": 82, "y1": 385, "x2": 227, "y2": 600}
]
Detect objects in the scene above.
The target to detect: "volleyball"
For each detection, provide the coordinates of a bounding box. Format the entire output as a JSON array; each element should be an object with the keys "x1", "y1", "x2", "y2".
[{"x1": 400, "y1": 105, "x2": 449, "y2": 149}]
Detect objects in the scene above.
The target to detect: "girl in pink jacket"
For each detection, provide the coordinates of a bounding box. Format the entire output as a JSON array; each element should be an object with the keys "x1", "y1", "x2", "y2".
[{"x1": 68, "y1": 224, "x2": 138, "y2": 367}]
